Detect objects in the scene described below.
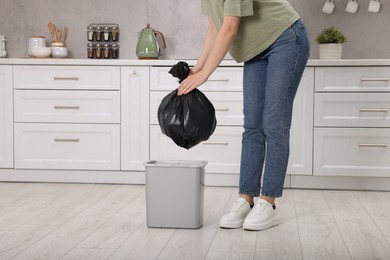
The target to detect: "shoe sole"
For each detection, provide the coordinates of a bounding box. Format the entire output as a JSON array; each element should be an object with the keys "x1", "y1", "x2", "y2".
[
  {"x1": 243, "y1": 217, "x2": 281, "y2": 231},
  {"x1": 219, "y1": 219, "x2": 244, "y2": 229}
]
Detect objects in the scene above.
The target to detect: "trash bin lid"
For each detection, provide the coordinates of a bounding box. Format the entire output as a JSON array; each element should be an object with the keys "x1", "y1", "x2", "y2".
[{"x1": 145, "y1": 160, "x2": 207, "y2": 168}]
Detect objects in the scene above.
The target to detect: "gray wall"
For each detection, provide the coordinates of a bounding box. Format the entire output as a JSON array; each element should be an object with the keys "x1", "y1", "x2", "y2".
[{"x1": 0, "y1": 0, "x2": 389, "y2": 60}]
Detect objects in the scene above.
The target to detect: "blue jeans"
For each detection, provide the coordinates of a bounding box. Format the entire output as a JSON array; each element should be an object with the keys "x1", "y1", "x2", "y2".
[{"x1": 239, "y1": 19, "x2": 310, "y2": 198}]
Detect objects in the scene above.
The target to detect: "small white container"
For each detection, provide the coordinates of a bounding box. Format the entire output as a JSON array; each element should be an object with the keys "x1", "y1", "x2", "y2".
[
  {"x1": 30, "y1": 47, "x2": 52, "y2": 58},
  {"x1": 28, "y1": 36, "x2": 46, "y2": 57},
  {"x1": 51, "y1": 46, "x2": 68, "y2": 58},
  {"x1": 319, "y1": 43, "x2": 343, "y2": 59}
]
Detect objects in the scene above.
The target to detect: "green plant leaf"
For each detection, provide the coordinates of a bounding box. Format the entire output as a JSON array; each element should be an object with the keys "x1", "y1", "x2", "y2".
[{"x1": 316, "y1": 27, "x2": 346, "y2": 44}]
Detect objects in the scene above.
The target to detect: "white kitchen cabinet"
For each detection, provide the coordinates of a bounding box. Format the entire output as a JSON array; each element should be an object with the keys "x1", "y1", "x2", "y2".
[
  {"x1": 150, "y1": 66, "x2": 244, "y2": 92},
  {"x1": 0, "y1": 65, "x2": 13, "y2": 168},
  {"x1": 149, "y1": 66, "x2": 243, "y2": 176},
  {"x1": 15, "y1": 123, "x2": 120, "y2": 170},
  {"x1": 315, "y1": 93, "x2": 390, "y2": 127},
  {"x1": 120, "y1": 67, "x2": 150, "y2": 171},
  {"x1": 13, "y1": 65, "x2": 121, "y2": 171},
  {"x1": 315, "y1": 67, "x2": 390, "y2": 92},
  {"x1": 287, "y1": 68, "x2": 314, "y2": 175},
  {"x1": 314, "y1": 66, "x2": 390, "y2": 177},
  {"x1": 314, "y1": 128, "x2": 390, "y2": 177},
  {"x1": 150, "y1": 125, "x2": 242, "y2": 174},
  {"x1": 14, "y1": 90, "x2": 120, "y2": 123},
  {"x1": 1, "y1": 59, "x2": 390, "y2": 190},
  {"x1": 14, "y1": 65, "x2": 120, "y2": 90}
]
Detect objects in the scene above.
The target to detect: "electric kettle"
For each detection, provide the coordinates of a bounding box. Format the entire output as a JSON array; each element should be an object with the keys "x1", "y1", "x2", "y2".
[
  {"x1": 0, "y1": 35, "x2": 7, "y2": 58},
  {"x1": 136, "y1": 24, "x2": 166, "y2": 59}
]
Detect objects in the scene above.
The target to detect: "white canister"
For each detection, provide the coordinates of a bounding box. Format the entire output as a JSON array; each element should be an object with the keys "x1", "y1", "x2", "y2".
[
  {"x1": 51, "y1": 46, "x2": 68, "y2": 58},
  {"x1": 0, "y1": 35, "x2": 7, "y2": 58},
  {"x1": 28, "y1": 36, "x2": 46, "y2": 57}
]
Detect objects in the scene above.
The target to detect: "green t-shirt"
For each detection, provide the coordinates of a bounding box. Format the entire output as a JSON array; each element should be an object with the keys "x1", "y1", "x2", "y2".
[{"x1": 201, "y1": 0, "x2": 300, "y2": 62}]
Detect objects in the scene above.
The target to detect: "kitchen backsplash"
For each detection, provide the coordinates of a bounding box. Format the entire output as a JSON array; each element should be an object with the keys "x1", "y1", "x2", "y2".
[{"x1": 0, "y1": 0, "x2": 388, "y2": 59}]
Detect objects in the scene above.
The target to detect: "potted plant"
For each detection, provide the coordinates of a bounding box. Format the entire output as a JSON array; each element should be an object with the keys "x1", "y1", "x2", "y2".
[{"x1": 316, "y1": 27, "x2": 346, "y2": 59}]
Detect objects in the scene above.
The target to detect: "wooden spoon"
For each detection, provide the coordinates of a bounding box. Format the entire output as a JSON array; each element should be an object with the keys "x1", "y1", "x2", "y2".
[
  {"x1": 56, "y1": 29, "x2": 62, "y2": 43},
  {"x1": 61, "y1": 27, "x2": 68, "y2": 43},
  {"x1": 48, "y1": 22, "x2": 56, "y2": 41}
]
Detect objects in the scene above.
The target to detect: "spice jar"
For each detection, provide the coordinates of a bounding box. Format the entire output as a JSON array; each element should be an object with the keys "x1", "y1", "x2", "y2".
[
  {"x1": 111, "y1": 26, "x2": 119, "y2": 42},
  {"x1": 103, "y1": 26, "x2": 111, "y2": 42},
  {"x1": 103, "y1": 43, "x2": 111, "y2": 59},
  {"x1": 111, "y1": 43, "x2": 119, "y2": 59},
  {"x1": 87, "y1": 25, "x2": 94, "y2": 41},
  {"x1": 95, "y1": 26, "x2": 103, "y2": 41},
  {"x1": 87, "y1": 43, "x2": 94, "y2": 58},
  {"x1": 95, "y1": 43, "x2": 102, "y2": 58}
]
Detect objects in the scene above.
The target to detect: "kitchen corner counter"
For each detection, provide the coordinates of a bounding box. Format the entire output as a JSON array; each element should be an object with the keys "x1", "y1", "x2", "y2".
[{"x1": 2, "y1": 58, "x2": 390, "y2": 67}]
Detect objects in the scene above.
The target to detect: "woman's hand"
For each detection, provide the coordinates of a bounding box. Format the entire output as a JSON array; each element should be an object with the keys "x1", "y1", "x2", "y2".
[{"x1": 177, "y1": 70, "x2": 208, "y2": 96}]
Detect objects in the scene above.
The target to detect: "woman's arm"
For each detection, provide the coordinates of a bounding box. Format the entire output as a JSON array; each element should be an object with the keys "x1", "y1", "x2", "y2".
[
  {"x1": 191, "y1": 17, "x2": 218, "y2": 74},
  {"x1": 177, "y1": 15, "x2": 240, "y2": 96}
]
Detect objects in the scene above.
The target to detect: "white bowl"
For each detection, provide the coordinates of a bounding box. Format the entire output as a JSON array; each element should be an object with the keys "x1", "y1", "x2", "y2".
[
  {"x1": 51, "y1": 46, "x2": 68, "y2": 58},
  {"x1": 30, "y1": 47, "x2": 52, "y2": 58}
]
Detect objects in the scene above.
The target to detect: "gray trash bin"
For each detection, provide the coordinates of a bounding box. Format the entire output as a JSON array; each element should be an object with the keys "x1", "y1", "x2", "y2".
[{"x1": 145, "y1": 160, "x2": 207, "y2": 229}]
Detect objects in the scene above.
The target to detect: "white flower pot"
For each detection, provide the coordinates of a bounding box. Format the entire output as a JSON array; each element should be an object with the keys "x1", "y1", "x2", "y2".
[{"x1": 318, "y1": 43, "x2": 343, "y2": 59}]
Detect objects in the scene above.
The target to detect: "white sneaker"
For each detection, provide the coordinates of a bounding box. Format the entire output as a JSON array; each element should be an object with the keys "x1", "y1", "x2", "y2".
[
  {"x1": 219, "y1": 198, "x2": 252, "y2": 229},
  {"x1": 243, "y1": 198, "x2": 281, "y2": 231}
]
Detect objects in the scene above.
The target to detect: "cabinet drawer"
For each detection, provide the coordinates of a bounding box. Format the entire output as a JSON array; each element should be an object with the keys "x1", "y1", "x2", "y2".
[
  {"x1": 150, "y1": 125, "x2": 242, "y2": 174},
  {"x1": 150, "y1": 91, "x2": 244, "y2": 126},
  {"x1": 14, "y1": 90, "x2": 120, "y2": 123},
  {"x1": 15, "y1": 123, "x2": 120, "y2": 170},
  {"x1": 315, "y1": 67, "x2": 390, "y2": 92},
  {"x1": 314, "y1": 128, "x2": 390, "y2": 177},
  {"x1": 315, "y1": 93, "x2": 390, "y2": 127},
  {"x1": 14, "y1": 66, "x2": 120, "y2": 90},
  {"x1": 150, "y1": 67, "x2": 243, "y2": 91}
]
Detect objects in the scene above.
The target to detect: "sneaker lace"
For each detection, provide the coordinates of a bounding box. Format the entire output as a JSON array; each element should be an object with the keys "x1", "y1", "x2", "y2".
[
  {"x1": 250, "y1": 200, "x2": 269, "y2": 216},
  {"x1": 225, "y1": 199, "x2": 247, "y2": 214}
]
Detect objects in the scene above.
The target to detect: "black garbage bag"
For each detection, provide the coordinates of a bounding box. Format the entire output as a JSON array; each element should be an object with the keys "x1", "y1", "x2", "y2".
[{"x1": 157, "y1": 61, "x2": 217, "y2": 149}]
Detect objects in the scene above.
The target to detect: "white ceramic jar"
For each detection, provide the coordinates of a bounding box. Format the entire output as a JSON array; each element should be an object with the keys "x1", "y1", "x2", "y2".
[
  {"x1": 51, "y1": 46, "x2": 68, "y2": 58},
  {"x1": 28, "y1": 36, "x2": 46, "y2": 57}
]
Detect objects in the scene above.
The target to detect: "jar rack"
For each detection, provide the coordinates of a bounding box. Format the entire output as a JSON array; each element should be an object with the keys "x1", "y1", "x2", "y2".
[{"x1": 87, "y1": 23, "x2": 119, "y2": 59}]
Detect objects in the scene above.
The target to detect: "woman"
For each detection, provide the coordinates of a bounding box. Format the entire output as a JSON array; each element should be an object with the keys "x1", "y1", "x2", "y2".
[{"x1": 177, "y1": 0, "x2": 310, "y2": 231}]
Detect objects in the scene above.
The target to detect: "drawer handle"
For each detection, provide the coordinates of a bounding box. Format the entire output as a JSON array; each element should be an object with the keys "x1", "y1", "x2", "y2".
[
  {"x1": 202, "y1": 141, "x2": 229, "y2": 145},
  {"x1": 359, "y1": 108, "x2": 388, "y2": 113},
  {"x1": 360, "y1": 78, "x2": 389, "y2": 82},
  {"x1": 53, "y1": 77, "x2": 80, "y2": 81},
  {"x1": 358, "y1": 143, "x2": 387, "y2": 148},
  {"x1": 207, "y1": 78, "x2": 230, "y2": 82},
  {"x1": 215, "y1": 107, "x2": 230, "y2": 111},
  {"x1": 54, "y1": 138, "x2": 80, "y2": 143},
  {"x1": 54, "y1": 106, "x2": 80, "y2": 110}
]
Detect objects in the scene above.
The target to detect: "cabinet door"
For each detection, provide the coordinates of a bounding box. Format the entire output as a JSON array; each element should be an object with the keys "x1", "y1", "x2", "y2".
[
  {"x1": 121, "y1": 67, "x2": 150, "y2": 171},
  {"x1": 314, "y1": 128, "x2": 390, "y2": 177},
  {"x1": 14, "y1": 66, "x2": 120, "y2": 90},
  {"x1": 0, "y1": 65, "x2": 13, "y2": 168},
  {"x1": 287, "y1": 68, "x2": 314, "y2": 175},
  {"x1": 150, "y1": 125, "x2": 242, "y2": 174},
  {"x1": 150, "y1": 67, "x2": 243, "y2": 92},
  {"x1": 314, "y1": 92, "x2": 390, "y2": 127},
  {"x1": 14, "y1": 123, "x2": 120, "y2": 170},
  {"x1": 315, "y1": 67, "x2": 390, "y2": 92},
  {"x1": 14, "y1": 90, "x2": 120, "y2": 123}
]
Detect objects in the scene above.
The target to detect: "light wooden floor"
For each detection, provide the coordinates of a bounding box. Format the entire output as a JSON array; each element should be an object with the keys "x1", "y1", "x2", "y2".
[{"x1": 0, "y1": 182, "x2": 390, "y2": 260}]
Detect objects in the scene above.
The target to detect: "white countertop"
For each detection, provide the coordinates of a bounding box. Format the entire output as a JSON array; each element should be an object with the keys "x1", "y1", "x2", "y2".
[{"x1": 1, "y1": 58, "x2": 390, "y2": 66}]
